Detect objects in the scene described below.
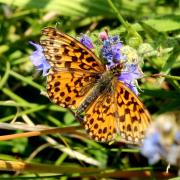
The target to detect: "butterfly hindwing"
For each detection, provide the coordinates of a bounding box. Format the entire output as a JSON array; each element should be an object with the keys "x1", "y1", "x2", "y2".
[
  {"x1": 84, "y1": 87, "x2": 117, "y2": 142},
  {"x1": 114, "y1": 79, "x2": 151, "y2": 143},
  {"x1": 83, "y1": 78, "x2": 151, "y2": 144}
]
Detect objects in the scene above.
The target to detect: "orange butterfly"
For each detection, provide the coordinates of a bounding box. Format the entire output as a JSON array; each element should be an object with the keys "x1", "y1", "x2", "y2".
[{"x1": 40, "y1": 27, "x2": 151, "y2": 144}]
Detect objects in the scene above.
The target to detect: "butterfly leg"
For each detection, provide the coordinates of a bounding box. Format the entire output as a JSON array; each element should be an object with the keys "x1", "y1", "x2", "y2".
[
  {"x1": 68, "y1": 108, "x2": 84, "y2": 123},
  {"x1": 75, "y1": 113, "x2": 84, "y2": 123}
]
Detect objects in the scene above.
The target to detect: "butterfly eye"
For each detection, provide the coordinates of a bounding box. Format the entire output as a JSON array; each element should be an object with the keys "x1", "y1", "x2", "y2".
[{"x1": 117, "y1": 63, "x2": 124, "y2": 69}]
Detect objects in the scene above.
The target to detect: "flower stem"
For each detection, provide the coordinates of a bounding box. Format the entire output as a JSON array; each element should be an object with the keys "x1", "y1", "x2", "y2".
[
  {"x1": 107, "y1": 0, "x2": 128, "y2": 29},
  {"x1": 152, "y1": 74, "x2": 180, "y2": 80},
  {"x1": 108, "y1": 0, "x2": 143, "y2": 47},
  {"x1": 0, "y1": 61, "x2": 10, "y2": 89}
]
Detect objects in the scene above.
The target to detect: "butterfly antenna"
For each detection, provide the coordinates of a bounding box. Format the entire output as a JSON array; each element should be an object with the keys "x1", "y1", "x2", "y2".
[{"x1": 55, "y1": 21, "x2": 61, "y2": 30}]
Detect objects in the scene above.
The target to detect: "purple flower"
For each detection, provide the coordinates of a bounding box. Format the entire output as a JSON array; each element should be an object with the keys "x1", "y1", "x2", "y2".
[
  {"x1": 118, "y1": 64, "x2": 143, "y2": 95},
  {"x1": 99, "y1": 33, "x2": 142, "y2": 95},
  {"x1": 141, "y1": 131, "x2": 180, "y2": 165},
  {"x1": 141, "y1": 113, "x2": 180, "y2": 166},
  {"x1": 141, "y1": 132, "x2": 163, "y2": 164},
  {"x1": 175, "y1": 132, "x2": 180, "y2": 143},
  {"x1": 166, "y1": 145, "x2": 180, "y2": 165},
  {"x1": 119, "y1": 64, "x2": 142, "y2": 82},
  {"x1": 101, "y1": 35, "x2": 125, "y2": 67},
  {"x1": 125, "y1": 83, "x2": 139, "y2": 96},
  {"x1": 99, "y1": 31, "x2": 108, "y2": 41},
  {"x1": 29, "y1": 41, "x2": 50, "y2": 76},
  {"x1": 79, "y1": 34, "x2": 94, "y2": 49}
]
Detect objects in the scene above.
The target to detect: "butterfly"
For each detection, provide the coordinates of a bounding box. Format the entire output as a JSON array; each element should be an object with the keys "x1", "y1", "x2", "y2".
[{"x1": 40, "y1": 27, "x2": 151, "y2": 144}]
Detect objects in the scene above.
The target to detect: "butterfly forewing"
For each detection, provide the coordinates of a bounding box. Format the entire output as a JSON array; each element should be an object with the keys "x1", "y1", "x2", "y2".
[
  {"x1": 40, "y1": 27, "x2": 105, "y2": 73},
  {"x1": 47, "y1": 69, "x2": 99, "y2": 109},
  {"x1": 41, "y1": 27, "x2": 105, "y2": 109}
]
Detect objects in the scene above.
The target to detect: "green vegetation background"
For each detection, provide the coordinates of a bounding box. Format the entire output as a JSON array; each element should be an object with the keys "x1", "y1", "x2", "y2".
[{"x1": 0, "y1": 0, "x2": 180, "y2": 179}]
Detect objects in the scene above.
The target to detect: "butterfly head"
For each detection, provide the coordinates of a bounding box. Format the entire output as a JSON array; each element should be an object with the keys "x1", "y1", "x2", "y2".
[{"x1": 109, "y1": 62, "x2": 124, "y2": 76}]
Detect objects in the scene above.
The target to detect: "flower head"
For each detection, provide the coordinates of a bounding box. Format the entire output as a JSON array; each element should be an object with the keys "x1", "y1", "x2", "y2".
[
  {"x1": 99, "y1": 32, "x2": 143, "y2": 95},
  {"x1": 99, "y1": 31, "x2": 108, "y2": 41},
  {"x1": 101, "y1": 35, "x2": 125, "y2": 67},
  {"x1": 124, "y1": 81, "x2": 139, "y2": 96},
  {"x1": 29, "y1": 41, "x2": 50, "y2": 76},
  {"x1": 118, "y1": 64, "x2": 143, "y2": 95},
  {"x1": 141, "y1": 112, "x2": 180, "y2": 166},
  {"x1": 175, "y1": 132, "x2": 180, "y2": 142},
  {"x1": 79, "y1": 34, "x2": 94, "y2": 49},
  {"x1": 141, "y1": 132, "x2": 164, "y2": 164}
]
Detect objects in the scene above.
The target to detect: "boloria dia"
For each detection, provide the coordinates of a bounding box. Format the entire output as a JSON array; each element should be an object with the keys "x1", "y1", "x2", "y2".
[{"x1": 40, "y1": 27, "x2": 151, "y2": 144}]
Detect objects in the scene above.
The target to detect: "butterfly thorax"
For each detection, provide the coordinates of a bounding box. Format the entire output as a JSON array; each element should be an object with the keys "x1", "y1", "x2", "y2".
[{"x1": 76, "y1": 63, "x2": 124, "y2": 116}]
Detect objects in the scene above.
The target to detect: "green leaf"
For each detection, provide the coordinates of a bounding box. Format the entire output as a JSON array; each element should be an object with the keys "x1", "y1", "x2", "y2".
[
  {"x1": 142, "y1": 15, "x2": 180, "y2": 32},
  {"x1": 0, "y1": 0, "x2": 114, "y2": 17}
]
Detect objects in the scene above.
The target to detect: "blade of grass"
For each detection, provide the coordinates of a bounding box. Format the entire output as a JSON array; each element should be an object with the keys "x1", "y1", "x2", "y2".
[
  {"x1": 0, "y1": 105, "x2": 47, "y2": 122},
  {"x1": 2, "y1": 88, "x2": 30, "y2": 104},
  {"x1": 0, "y1": 100, "x2": 38, "y2": 107},
  {"x1": 9, "y1": 70, "x2": 43, "y2": 91},
  {"x1": 0, "y1": 61, "x2": 10, "y2": 89},
  {"x1": 0, "y1": 125, "x2": 82, "y2": 141}
]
